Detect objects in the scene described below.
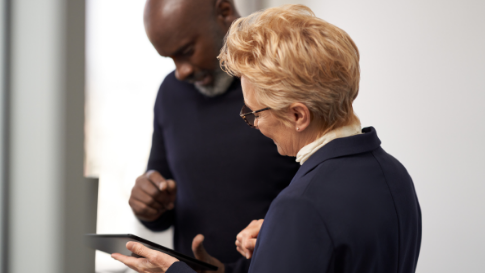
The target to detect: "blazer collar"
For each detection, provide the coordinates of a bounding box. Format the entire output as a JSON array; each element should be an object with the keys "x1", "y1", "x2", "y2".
[{"x1": 290, "y1": 127, "x2": 381, "y2": 185}]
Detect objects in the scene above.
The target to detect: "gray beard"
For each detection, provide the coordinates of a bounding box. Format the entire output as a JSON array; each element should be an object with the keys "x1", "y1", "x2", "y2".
[{"x1": 194, "y1": 67, "x2": 234, "y2": 97}]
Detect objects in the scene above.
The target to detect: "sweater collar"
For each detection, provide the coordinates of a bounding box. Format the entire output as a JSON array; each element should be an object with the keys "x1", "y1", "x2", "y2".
[{"x1": 289, "y1": 127, "x2": 381, "y2": 185}]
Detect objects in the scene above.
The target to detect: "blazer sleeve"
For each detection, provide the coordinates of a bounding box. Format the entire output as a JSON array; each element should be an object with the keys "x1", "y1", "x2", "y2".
[
  {"x1": 163, "y1": 258, "x2": 250, "y2": 273},
  {"x1": 224, "y1": 257, "x2": 251, "y2": 273},
  {"x1": 166, "y1": 262, "x2": 197, "y2": 273},
  {"x1": 248, "y1": 196, "x2": 333, "y2": 273}
]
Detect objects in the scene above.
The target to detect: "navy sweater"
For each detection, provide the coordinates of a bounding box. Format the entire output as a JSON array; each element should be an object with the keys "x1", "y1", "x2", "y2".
[
  {"x1": 141, "y1": 72, "x2": 299, "y2": 271},
  {"x1": 166, "y1": 127, "x2": 422, "y2": 273}
]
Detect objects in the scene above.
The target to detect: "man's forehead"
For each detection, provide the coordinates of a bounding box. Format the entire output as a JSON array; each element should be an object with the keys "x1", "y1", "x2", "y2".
[{"x1": 145, "y1": 0, "x2": 212, "y2": 55}]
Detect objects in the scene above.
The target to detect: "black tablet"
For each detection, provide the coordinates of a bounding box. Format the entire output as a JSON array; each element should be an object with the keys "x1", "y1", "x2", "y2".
[{"x1": 85, "y1": 234, "x2": 218, "y2": 271}]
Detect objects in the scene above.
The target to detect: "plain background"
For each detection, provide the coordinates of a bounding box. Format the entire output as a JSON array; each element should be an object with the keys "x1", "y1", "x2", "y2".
[{"x1": 86, "y1": 0, "x2": 485, "y2": 272}]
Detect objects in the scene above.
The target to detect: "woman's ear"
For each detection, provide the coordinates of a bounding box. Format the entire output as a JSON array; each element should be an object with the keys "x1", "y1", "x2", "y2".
[
  {"x1": 289, "y1": 103, "x2": 311, "y2": 132},
  {"x1": 215, "y1": 0, "x2": 240, "y2": 29}
]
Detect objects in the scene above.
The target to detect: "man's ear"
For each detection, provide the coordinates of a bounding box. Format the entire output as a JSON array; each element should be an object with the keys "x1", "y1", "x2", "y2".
[{"x1": 215, "y1": 0, "x2": 239, "y2": 29}]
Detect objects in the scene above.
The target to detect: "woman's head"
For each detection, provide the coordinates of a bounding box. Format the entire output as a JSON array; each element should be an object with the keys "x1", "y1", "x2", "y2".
[
  {"x1": 219, "y1": 4, "x2": 360, "y2": 132},
  {"x1": 219, "y1": 4, "x2": 361, "y2": 156}
]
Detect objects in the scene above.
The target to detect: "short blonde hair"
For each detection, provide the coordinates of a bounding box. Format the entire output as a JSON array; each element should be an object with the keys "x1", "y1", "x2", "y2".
[{"x1": 218, "y1": 4, "x2": 360, "y2": 132}]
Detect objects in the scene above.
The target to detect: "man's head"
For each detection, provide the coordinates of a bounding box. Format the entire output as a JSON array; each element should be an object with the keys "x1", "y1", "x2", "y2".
[{"x1": 144, "y1": 0, "x2": 240, "y2": 96}]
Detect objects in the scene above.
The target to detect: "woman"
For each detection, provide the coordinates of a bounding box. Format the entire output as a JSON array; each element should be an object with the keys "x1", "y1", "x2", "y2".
[{"x1": 113, "y1": 4, "x2": 421, "y2": 273}]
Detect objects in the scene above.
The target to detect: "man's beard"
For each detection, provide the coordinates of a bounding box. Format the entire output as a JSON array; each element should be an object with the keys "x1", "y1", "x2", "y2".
[{"x1": 191, "y1": 66, "x2": 234, "y2": 97}]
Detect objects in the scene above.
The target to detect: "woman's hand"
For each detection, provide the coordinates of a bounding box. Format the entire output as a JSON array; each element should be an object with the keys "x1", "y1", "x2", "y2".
[
  {"x1": 192, "y1": 234, "x2": 225, "y2": 273},
  {"x1": 235, "y1": 219, "x2": 264, "y2": 259},
  {"x1": 112, "y1": 241, "x2": 179, "y2": 273}
]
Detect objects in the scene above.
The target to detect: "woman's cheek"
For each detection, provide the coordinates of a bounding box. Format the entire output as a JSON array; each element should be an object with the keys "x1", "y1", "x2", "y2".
[{"x1": 259, "y1": 127, "x2": 272, "y2": 140}]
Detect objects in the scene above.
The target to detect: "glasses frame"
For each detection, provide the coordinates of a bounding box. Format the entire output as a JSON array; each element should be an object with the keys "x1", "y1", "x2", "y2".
[{"x1": 240, "y1": 105, "x2": 271, "y2": 128}]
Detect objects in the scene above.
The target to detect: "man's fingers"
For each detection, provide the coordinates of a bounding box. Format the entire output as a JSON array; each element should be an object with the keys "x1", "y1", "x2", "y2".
[
  {"x1": 129, "y1": 199, "x2": 164, "y2": 221},
  {"x1": 131, "y1": 187, "x2": 164, "y2": 210},
  {"x1": 166, "y1": 179, "x2": 177, "y2": 194},
  {"x1": 130, "y1": 197, "x2": 160, "y2": 214},
  {"x1": 146, "y1": 170, "x2": 166, "y2": 190}
]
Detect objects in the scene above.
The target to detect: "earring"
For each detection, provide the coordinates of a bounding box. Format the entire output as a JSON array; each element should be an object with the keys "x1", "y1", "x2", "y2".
[{"x1": 297, "y1": 127, "x2": 300, "y2": 131}]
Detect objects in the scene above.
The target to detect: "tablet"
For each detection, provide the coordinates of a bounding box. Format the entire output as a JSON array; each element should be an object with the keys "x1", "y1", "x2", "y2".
[{"x1": 85, "y1": 234, "x2": 218, "y2": 271}]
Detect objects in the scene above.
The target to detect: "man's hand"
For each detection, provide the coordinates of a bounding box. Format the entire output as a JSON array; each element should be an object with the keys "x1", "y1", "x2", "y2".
[
  {"x1": 112, "y1": 241, "x2": 179, "y2": 273},
  {"x1": 129, "y1": 170, "x2": 177, "y2": 222},
  {"x1": 192, "y1": 234, "x2": 225, "y2": 273},
  {"x1": 235, "y1": 219, "x2": 264, "y2": 259}
]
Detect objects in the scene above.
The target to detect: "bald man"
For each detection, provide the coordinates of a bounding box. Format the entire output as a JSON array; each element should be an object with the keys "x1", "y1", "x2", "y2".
[{"x1": 128, "y1": 1, "x2": 299, "y2": 272}]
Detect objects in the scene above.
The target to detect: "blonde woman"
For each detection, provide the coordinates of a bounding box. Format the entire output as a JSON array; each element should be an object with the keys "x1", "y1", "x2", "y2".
[{"x1": 113, "y1": 5, "x2": 421, "y2": 273}]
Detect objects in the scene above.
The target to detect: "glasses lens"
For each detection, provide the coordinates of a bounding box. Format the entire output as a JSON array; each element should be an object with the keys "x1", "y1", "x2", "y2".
[
  {"x1": 245, "y1": 113, "x2": 255, "y2": 127},
  {"x1": 241, "y1": 104, "x2": 252, "y2": 115},
  {"x1": 241, "y1": 104, "x2": 255, "y2": 127}
]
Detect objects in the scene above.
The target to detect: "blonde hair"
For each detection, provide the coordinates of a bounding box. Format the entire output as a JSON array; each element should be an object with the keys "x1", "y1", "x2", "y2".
[{"x1": 218, "y1": 4, "x2": 360, "y2": 132}]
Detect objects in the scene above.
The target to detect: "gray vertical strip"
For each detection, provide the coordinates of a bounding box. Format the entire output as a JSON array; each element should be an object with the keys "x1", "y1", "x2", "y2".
[
  {"x1": 61, "y1": 0, "x2": 87, "y2": 271},
  {"x1": 0, "y1": 0, "x2": 11, "y2": 272},
  {"x1": 9, "y1": 0, "x2": 86, "y2": 271}
]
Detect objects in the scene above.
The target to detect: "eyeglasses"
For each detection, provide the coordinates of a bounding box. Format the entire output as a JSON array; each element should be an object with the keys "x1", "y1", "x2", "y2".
[{"x1": 240, "y1": 104, "x2": 271, "y2": 128}]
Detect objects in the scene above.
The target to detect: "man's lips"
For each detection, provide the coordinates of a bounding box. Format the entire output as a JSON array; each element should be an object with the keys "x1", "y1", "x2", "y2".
[{"x1": 194, "y1": 74, "x2": 212, "y2": 86}]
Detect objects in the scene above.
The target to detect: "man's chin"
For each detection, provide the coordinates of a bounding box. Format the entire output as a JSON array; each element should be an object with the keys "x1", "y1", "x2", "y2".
[
  {"x1": 193, "y1": 70, "x2": 233, "y2": 97},
  {"x1": 194, "y1": 75, "x2": 213, "y2": 87}
]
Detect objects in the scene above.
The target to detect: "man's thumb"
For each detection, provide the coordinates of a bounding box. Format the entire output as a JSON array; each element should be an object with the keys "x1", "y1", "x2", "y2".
[{"x1": 192, "y1": 234, "x2": 209, "y2": 261}]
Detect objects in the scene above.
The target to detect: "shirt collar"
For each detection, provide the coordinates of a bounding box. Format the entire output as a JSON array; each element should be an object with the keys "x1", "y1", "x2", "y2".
[{"x1": 296, "y1": 121, "x2": 362, "y2": 165}]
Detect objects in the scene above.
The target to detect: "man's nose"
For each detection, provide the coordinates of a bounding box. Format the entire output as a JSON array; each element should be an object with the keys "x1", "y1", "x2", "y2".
[{"x1": 174, "y1": 61, "x2": 194, "y2": 81}]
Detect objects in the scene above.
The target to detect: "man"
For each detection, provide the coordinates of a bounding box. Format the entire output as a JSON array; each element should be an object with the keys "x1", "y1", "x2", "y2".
[{"x1": 128, "y1": 0, "x2": 299, "y2": 272}]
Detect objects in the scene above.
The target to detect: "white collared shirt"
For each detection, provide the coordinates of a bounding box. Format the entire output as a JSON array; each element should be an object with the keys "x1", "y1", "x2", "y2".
[{"x1": 296, "y1": 122, "x2": 362, "y2": 165}]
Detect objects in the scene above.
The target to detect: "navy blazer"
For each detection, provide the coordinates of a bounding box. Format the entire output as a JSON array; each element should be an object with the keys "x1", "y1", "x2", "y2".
[
  {"x1": 248, "y1": 127, "x2": 421, "y2": 273},
  {"x1": 166, "y1": 127, "x2": 422, "y2": 273}
]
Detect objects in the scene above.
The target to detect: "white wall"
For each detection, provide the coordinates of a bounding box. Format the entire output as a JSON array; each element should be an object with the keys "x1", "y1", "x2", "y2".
[
  {"x1": 86, "y1": 1, "x2": 264, "y2": 272},
  {"x1": 85, "y1": 0, "x2": 176, "y2": 271},
  {"x1": 87, "y1": 0, "x2": 485, "y2": 272},
  {"x1": 264, "y1": 0, "x2": 485, "y2": 272}
]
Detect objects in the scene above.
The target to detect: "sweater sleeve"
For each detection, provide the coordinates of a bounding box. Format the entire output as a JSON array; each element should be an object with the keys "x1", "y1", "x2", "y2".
[
  {"x1": 248, "y1": 197, "x2": 333, "y2": 273},
  {"x1": 146, "y1": 119, "x2": 173, "y2": 180},
  {"x1": 140, "y1": 89, "x2": 176, "y2": 231}
]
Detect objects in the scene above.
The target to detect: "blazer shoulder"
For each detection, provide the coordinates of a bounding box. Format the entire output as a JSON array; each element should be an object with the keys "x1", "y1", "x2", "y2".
[{"x1": 285, "y1": 152, "x2": 385, "y2": 200}]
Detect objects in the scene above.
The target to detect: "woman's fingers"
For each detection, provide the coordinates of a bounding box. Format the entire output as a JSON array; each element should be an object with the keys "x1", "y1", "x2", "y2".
[
  {"x1": 111, "y1": 242, "x2": 179, "y2": 273},
  {"x1": 236, "y1": 219, "x2": 264, "y2": 241},
  {"x1": 236, "y1": 246, "x2": 245, "y2": 257},
  {"x1": 111, "y1": 253, "x2": 148, "y2": 272},
  {"x1": 111, "y1": 253, "x2": 137, "y2": 266},
  {"x1": 236, "y1": 237, "x2": 256, "y2": 258},
  {"x1": 235, "y1": 219, "x2": 264, "y2": 259},
  {"x1": 243, "y1": 239, "x2": 256, "y2": 252}
]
